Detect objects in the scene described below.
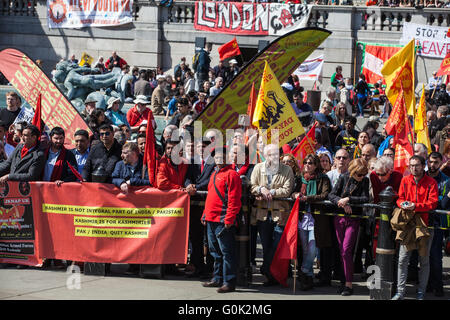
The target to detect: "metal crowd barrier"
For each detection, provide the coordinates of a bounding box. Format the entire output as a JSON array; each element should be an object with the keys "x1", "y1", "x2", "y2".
[{"x1": 192, "y1": 183, "x2": 449, "y2": 299}]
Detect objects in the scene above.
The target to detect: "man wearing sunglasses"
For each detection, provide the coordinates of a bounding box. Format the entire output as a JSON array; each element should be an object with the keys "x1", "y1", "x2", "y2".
[
  {"x1": 327, "y1": 148, "x2": 350, "y2": 188},
  {"x1": 82, "y1": 124, "x2": 122, "y2": 183}
]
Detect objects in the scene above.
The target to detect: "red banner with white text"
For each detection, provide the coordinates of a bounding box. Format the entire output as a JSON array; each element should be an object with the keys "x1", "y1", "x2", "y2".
[
  {"x1": 0, "y1": 48, "x2": 91, "y2": 149},
  {"x1": 32, "y1": 182, "x2": 190, "y2": 264}
]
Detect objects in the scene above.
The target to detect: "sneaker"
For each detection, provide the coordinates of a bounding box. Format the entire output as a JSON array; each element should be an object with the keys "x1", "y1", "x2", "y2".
[
  {"x1": 416, "y1": 292, "x2": 425, "y2": 300},
  {"x1": 391, "y1": 293, "x2": 405, "y2": 300}
]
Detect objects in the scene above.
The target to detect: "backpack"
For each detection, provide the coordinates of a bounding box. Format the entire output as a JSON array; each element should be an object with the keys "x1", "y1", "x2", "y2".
[
  {"x1": 348, "y1": 89, "x2": 358, "y2": 107},
  {"x1": 192, "y1": 52, "x2": 200, "y2": 71}
]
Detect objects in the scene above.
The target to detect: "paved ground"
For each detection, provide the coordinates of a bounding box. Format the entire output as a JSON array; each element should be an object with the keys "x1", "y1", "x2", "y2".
[{"x1": 1, "y1": 252, "x2": 449, "y2": 301}]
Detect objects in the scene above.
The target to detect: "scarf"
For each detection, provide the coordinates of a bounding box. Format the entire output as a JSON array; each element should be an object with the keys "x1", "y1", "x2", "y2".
[
  {"x1": 300, "y1": 172, "x2": 318, "y2": 197},
  {"x1": 45, "y1": 146, "x2": 67, "y2": 182},
  {"x1": 232, "y1": 159, "x2": 250, "y2": 176},
  {"x1": 353, "y1": 145, "x2": 362, "y2": 159},
  {"x1": 20, "y1": 143, "x2": 37, "y2": 159}
]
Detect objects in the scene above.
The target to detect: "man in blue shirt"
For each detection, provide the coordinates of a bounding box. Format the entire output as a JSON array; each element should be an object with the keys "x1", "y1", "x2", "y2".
[{"x1": 70, "y1": 129, "x2": 90, "y2": 175}]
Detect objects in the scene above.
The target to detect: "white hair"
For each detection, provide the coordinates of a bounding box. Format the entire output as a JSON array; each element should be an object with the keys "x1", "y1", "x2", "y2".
[
  {"x1": 263, "y1": 144, "x2": 278, "y2": 158},
  {"x1": 374, "y1": 156, "x2": 394, "y2": 172}
]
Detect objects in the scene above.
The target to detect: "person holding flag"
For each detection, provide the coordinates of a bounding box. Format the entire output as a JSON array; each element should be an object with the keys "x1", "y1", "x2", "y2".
[
  {"x1": 252, "y1": 61, "x2": 305, "y2": 147},
  {"x1": 289, "y1": 154, "x2": 332, "y2": 290},
  {"x1": 250, "y1": 144, "x2": 294, "y2": 287}
]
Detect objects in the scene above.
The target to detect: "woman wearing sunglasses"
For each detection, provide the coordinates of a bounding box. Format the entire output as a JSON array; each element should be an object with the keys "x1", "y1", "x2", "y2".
[
  {"x1": 291, "y1": 154, "x2": 332, "y2": 290},
  {"x1": 328, "y1": 158, "x2": 369, "y2": 296}
]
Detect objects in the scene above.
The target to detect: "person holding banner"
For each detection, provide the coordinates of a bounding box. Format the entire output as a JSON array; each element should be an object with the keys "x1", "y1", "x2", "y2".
[
  {"x1": 0, "y1": 124, "x2": 45, "y2": 186},
  {"x1": 112, "y1": 141, "x2": 150, "y2": 193},
  {"x1": 156, "y1": 139, "x2": 188, "y2": 191},
  {"x1": 42, "y1": 127, "x2": 79, "y2": 186},
  {"x1": 82, "y1": 124, "x2": 122, "y2": 183},
  {"x1": 201, "y1": 146, "x2": 242, "y2": 293}
]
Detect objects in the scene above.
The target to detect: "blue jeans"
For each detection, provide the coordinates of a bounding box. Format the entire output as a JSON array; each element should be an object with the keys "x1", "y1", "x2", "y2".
[
  {"x1": 206, "y1": 221, "x2": 237, "y2": 286},
  {"x1": 257, "y1": 215, "x2": 284, "y2": 278},
  {"x1": 299, "y1": 228, "x2": 316, "y2": 276},
  {"x1": 356, "y1": 94, "x2": 366, "y2": 116}
]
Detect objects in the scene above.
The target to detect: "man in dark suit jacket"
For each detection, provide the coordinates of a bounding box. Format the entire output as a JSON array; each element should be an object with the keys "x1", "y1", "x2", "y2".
[
  {"x1": 82, "y1": 124, "x2": 122, "y2": 183},
  {"x1": 0, "y1": 125, "x2": 45, "y2": 185},
  {"x1": 184, "y1": 139, "x2": 215, "y2": 278}
]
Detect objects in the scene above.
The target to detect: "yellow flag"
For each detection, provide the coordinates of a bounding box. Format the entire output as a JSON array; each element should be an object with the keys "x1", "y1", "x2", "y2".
[
  {"x1": 415, "y1": 84, "x2": 432, "y2": 154},
  {"x1": 79, "y1": 52, "x2": 93, "y2": 67},
  {"x1": 252, "y1": 61, "x2": 305, "y2": 146},
  {"x1": 381, "y1": 39, "x2": 415, "y2": 116}
]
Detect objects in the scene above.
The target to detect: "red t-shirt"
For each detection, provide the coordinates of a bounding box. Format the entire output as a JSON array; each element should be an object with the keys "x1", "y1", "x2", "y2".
[{"x1": 126, "y1": 106, "x2": 154, "y2": 127}]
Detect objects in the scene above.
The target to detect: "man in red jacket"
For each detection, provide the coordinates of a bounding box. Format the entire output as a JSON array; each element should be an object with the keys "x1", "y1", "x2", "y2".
[
  {"x1": 392, "y1": 155, "x2": 438, "y2": 300},
  {"x1": 156, "y1": 140, "x2": 187, "y2": 191},
  {"x1": 201, "y1": 146, "x2": 242, "y2": 293}
]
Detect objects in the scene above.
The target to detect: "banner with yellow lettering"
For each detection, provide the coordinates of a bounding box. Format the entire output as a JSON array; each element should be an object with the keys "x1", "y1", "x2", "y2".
[
  {"x1": 252, "y1": 61, "x2": 305, "y2": 145},
  {"x1": 32, "y1": 182, "x2": 189, "y2": 264},
  {"x1": 0, "y1": 48, "x2": 91, "y2": 149},
  {"x1": 196, "y1": 28, "x2": 331, "y2": 136},
  {"x1": 381, "y1": 39, "x2": 416, "y2": 116}
]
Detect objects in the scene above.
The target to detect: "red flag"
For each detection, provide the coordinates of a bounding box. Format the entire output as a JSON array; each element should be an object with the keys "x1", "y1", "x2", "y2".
[
  {"x1": 218, "y1": 37, "x2": 241, "y2": 61},
  {"x1": 384, "y1": 85, "x2": 413, "y2": 173},
  {"x1": 436, "y1": 51, "x2": 450, "y2": 77},
  {"x1": 142, "y1": 112, "x2": 157, "y2": 186},
  {"x1": 32, "y1": 93, "x2": 43, "y2": 135},
  {"x1": 292, "y1": 122, "x2": 317, "y2": 164},
  {"x1": 66, "y1": 161, "x2": 83, "y2": 182},
  {"x1": 270, "y1": 198, "x2": 300, "y2": 287}
]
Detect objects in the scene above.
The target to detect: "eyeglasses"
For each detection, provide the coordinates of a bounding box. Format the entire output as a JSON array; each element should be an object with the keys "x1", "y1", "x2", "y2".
[
  {"x1": 99, "y1": 132, "x2": 111, "y2": 137},
  {"x1": 335, "y1": 156, "x2": 348, "y2": 160},
  {"x1": 304, "y1": 161, "x2": 314, "y2": 165},
  {"x1": 376, "y1": 172, "x2": 388, "y2": 177},
  {"x1": 356, "y1": 173, "x2": 366, "y2": 178}
]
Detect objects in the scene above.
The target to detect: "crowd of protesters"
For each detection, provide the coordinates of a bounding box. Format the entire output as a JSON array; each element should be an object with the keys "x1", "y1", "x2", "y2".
[{"x1": 0, "y1": 47, "x2": 450, "y2": 298}]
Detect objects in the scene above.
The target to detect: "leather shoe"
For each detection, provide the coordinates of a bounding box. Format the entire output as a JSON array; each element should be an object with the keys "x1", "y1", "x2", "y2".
[
  {"x1": 434, "y1": 288, "x2": 444, "y2": 297},
  {"x1": 202, "y1": 280, "x2": 222, "y2": 288},
  {"x1": 217, "y1": 284, "x2": 235, "y2": 293}
]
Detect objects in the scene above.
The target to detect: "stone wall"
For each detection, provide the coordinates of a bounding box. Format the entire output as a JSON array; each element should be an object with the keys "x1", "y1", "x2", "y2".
[{"x1": 0, "y1": 0, "x2": 449, "y2": 92}]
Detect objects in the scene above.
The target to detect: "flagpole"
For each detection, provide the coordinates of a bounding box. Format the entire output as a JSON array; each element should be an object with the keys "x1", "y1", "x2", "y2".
[
  {"x1": 293, "y1": 259, "x2": 297, "y2": 295},
  {"x1": 353, "y1": 40, "x2": 358, "y2": 87}
]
